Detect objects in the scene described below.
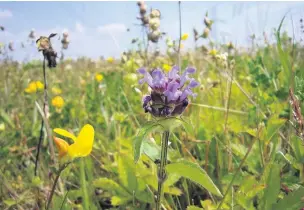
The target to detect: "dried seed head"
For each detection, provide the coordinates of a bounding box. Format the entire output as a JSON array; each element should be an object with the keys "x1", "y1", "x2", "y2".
[
  {"x1": 148, "y1": 30, "x2": 161, "y2": 43},
  {"x1": 149, "y1": 18, "x2": 160, "y2": 30},
  {"x1": 140, "y1": 4, "x2": 147, "y2": 15},
  {"x1": 204, "y1": 17, "x2": 212, "y2": 28},
  {"x1": 141, "y1": 15, "x2": 149, "y2": 25},
  {"x1": 150, "y1": 9, "x2": 161, "y2": 18},
  {"x1": 29, "y1": 29, "x2": 35, "y2": 39},
  {"x1": 137, "y1": 1, "x2": 144, "y2": 7},
  {"x1": 8, "y1": 41, "x2": 14, "y2": 51},
  {"x1": 202, "y1": 27, "x2": 210, "y2": 38}
]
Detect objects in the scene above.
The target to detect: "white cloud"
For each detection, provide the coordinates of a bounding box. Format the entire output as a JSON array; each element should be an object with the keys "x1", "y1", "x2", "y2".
[
  {"x1": 97, "y1": 23, "x2": 127, "y2": 35},
  {"x1": 0, "y1": 9, "x2": 12, "y2": 18},
  {"x1": 75, "y1": 22, "x2": 84, "y2": 33}
]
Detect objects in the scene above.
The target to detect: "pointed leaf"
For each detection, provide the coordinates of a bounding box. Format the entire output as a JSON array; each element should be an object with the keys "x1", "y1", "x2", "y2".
[{"x1": 166, "y1": 160, "x2": 222, "y2": 197}]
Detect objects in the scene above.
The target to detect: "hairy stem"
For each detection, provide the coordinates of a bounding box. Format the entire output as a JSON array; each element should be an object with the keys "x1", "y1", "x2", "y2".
[{"x1": 156, "y1": 131, "x2": 170, "y2": 210}]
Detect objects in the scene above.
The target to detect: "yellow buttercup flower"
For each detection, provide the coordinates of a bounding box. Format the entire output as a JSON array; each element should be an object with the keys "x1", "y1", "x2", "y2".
[
  {"x1": 106, "y1": 57, "x2": 114, "y2": 63},
  {"x1": 25, "y1": 82, "x2": 37, "y2": 93},
  {"x1": 35, "y1": 81, "x2": 44, "y2": 90},
  {"x1": 52, "y1": 87, "x2": 62, "y2": 95},
  {"x1": 162, "y1": 64, "x2": 171, "y2": 72},
  {"x1": 25, "y1": 81, "x2": 44, "y2": 94},
  {"x1": 209, "y1": 49, "x2": 218, "y2": 57},
  {"x1": 181, "y1": 33, "x2": 189, "y2": 41},
  {"x1": 53, "y1": 124, "x2": 94, "y2": 159},
  {"x1": 52, "y1": 96, "x2": 64, "y2": 108},
  {"x1": 95, "y1": 74, "x2": 104, "y2": 82}
]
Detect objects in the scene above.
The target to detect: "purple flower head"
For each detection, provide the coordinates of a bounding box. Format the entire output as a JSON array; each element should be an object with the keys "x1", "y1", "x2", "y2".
[{"x1": 138, "y1": 66, "x2": 199, "y2": 117}]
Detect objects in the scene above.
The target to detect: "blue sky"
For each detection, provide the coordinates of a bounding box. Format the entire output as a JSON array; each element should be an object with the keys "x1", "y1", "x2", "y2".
[{"x1": 0, "y1": 1, "x2": 304, "y2": 62}]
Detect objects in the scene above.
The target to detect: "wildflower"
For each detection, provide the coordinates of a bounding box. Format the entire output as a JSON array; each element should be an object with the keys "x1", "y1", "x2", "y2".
[
  {"x1": 106, "y1": 57, "x2": 114, "y2": 63},
  {"x1": 53, "y1": 124, "x2": 94, "y2": 159},
  {"x1": 138, "y1": 66, "x2": 199, "y2": 117},
  {"x1": 95, "y1": 73, "x2": 104, "y2": 82},
  {"x1": 209, "y1": 49, "x2": 217, "y2": 57},
  {"x1": 162, "y1": 64, "x2": 171, "y2": 72},
  {"x1": 52, "y1": 87, "x2": 62, "y2": 95},
  {"x1": 25, "y1": 81, "x2": 43, "y2": 94},
  {"x1": 52, "y1": 96, "x2": 64, "y2": 109},
  {"x1": 25, "y1": 82, "x2": 37, "y2": 93},
  {"x1": 35, "y1": 81, "x2": 44, "y2": 90},
  {"x1": 181, "y1": 33, "x2": 189, "y2": 41}
]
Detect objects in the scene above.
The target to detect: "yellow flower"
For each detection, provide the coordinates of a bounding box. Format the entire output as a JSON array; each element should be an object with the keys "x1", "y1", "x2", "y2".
[
  {"x1": 162, "y1": 64, "x2": 171, "y2": 72},
  {"x1": 181, "y1": 33, "x2": 189, "y2": 41},
  {"x1": 106, "y1": 57, "x2": 114, "y2": 63},
  {"x1": 25, "y1": 82, "x2": 37, "y2": 93},
  {"x1": 52, "y1": 87, "x2": 62, "y2": 95},
  {"x1": 95, "y1": 74, "x2": 104, "y2": 82},
  {"x1": 25, "y1": 81, "x2": 44, "y2": 93},
  {"x1": 52, "y1": 96, "x2": 64, "y2": 108},
  {"x1": 35, "y1": 81, "x2": 44, "y2": 90},
  {"x1": 53, "y1": 124, "x2": 94, "y2": 159},
  {"x1": 209, "y1": 49, "x2": 218, "y2": 56}
]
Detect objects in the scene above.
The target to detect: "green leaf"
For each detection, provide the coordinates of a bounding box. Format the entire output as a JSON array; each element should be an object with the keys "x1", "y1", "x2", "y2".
[
  {"x1": 187, "y1": 206, "x2": 203, "y2": 210},
  {"x1": 262, "y1": 163, "x2": 281, "y2": 209},
  {"x1": 276, "y1": 16, "x2": 291, "y2": 84},
  {"x1": 133, "y1": 122, "x2": 161, "y2": 163},
  {"x1": 0, "y1": 109, "x2": 14, "y2": 128},
  {"x1": 93, "y1": 178, "x2": 130, "y2": 197},
  {"x1": 272, "y1": 187, "x2": 304, "y2": 210},
  {"x1": 166, "y1": 160, "x2": 222, "y2": 197}
]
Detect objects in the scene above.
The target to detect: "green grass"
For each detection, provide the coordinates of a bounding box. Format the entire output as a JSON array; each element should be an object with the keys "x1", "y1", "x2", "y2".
[{"x1": 1, "y1": 16, "x2": 304, "y2": 210}]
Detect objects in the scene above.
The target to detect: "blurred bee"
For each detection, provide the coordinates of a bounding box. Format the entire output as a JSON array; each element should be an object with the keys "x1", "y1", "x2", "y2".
[{"x1": 0, "y1": 26, "x2": 5, "y2": 31}]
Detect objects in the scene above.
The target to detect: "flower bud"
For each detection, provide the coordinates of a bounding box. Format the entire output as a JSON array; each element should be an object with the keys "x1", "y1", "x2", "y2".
[{"x1": 202, "y1": 27, "x2": 210, "y2": 38}]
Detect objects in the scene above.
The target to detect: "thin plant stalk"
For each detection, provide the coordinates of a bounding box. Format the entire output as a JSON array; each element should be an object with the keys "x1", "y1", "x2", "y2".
[
  {"x1": 45, "y1": 163, "x2": 70, "y2": 210},
  {"x1": 80, "y1": 158, "x2": 90, "y2": 210},
  {"x1": 216, "y1": 132, "x2": 259, "y2": 210},
  {"x1": 34, "y1": 119, "x2": 44, "y2": 176},
  {"x1": 224, "y1": 66, "x2": 234, "y2": 172},
  {"x1": 177, "y1": 1, "x2": 182, "y2": 69},
  {"x1": 156, "y1": 131, "x2": 170, "y2": 210},
  {"x1": 34, "y1": 56, "x2": 55, "y2": 176}
]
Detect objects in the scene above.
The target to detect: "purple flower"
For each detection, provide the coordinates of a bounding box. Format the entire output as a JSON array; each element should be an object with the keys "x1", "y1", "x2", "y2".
[{"x1": 138, "y1": 66, "x2": 199, "y2": 117}]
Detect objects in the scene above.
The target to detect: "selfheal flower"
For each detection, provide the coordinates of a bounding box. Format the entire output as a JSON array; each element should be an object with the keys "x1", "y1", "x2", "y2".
[{"x1": 138, "y1": 66, "x2": 199, "y2": 117}]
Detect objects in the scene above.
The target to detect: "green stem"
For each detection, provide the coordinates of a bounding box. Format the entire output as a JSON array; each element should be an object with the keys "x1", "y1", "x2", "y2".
[
  {"x1": 80, "y1": 158, "x2": 90, "y2": 210},
  {"x1": 156, "y1": 131, "x2": 170, "y2": 210},
  {"x1": 217, "y1": 135, "x2": 258, "y2": 210},
  {"x1": 46, "y1": 163, "x2": 69, "y2": 210}
]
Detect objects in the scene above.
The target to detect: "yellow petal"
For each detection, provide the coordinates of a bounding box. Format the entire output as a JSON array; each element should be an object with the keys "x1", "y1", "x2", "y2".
[
  {"x1": 53, "y1": 128, "x2": 77, "y2": 142},
  {"x1": 68, "y1": 124, "x2": 94, "y2": 158},
  {"x1": 53, "y1": 137, "x2": 69, "y2": 158}
]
